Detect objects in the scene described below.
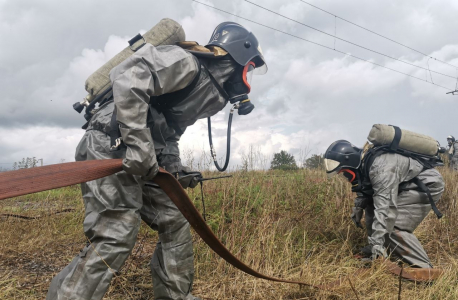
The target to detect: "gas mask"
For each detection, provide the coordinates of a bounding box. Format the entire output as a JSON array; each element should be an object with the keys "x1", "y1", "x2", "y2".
[
  {"x1": 203, "y1": 59, "x2": 258, "y2": 172},
  {"x1": 340, "y1": 168, "x2": 362, "y2": 193},
  {"x1": 223, "y1": 61, "x2": 256, "y2": 115},
  {"x1": 339, "y1": 168, "x2": 357, "y2": 183}
]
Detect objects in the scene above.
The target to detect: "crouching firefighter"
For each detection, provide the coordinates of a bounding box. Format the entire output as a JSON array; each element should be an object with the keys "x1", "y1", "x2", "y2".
[
  {"x1": 447, "y1": 135, "x2": 458, "y2": 170},
  {"x1": 324, "y1": 124, "x2": 445, "y2": 268},
  {"x1": 46, "y1": 21, "x2": 267, "y2": 300}
]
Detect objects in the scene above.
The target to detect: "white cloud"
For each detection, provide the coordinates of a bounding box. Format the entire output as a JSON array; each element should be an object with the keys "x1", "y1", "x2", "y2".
[
  {"x1": 0, "y1": 126, "x2": 83, "y2": 168},
  {"x1": 2, "y1": 0, "x2": 458, "y2": 171}
]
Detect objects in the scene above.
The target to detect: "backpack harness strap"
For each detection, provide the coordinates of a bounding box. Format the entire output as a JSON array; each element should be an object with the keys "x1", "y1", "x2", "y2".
[
  {"x1": 411, "y1": 177, "x2": 443, "y2": 219},
  {"x1": 389, "y1": 125, "x2": 402, "y2": 151},
  {"x1": 364, "y1": 147, "x2": 443, "y2": 219},
  {"x1": 109, "y1": 106, "x2": 123, "y2": 151}
]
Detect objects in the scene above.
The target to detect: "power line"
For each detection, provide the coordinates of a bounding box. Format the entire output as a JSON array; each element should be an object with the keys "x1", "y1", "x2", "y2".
[
  {"x1": 191, "y1": 0, "x2": 453, "y2": 91},
  {"x1": 245, "y1": 0, "x2": 456, "y2": 80},
  {"x1": 299, "y1": 0, "x2": 458, "y2": 70}
]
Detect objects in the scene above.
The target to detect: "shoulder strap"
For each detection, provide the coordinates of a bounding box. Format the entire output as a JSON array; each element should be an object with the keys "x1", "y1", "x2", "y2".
[
  {"x1": 200, "y1": 60, "x2": 230, "y2": 100},
  {"x1": 109, "y1": 106, "x2": 123, "y2": 151},
  {"x1": 363, "y1": 147, "x2": 386, "y2": 178},
  {"x1": 389, "y1": 125, "x2": 402, "y2": 151},
  {"x1": 372, "y1": 143, "x2": 443, "y2": 170},
  {"x1": 411, "y1": 177, "x2": 443, "y2": 219}
]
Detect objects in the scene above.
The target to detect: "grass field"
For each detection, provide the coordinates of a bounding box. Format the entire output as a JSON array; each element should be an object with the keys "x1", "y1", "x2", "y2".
[{"x1": 0, "y1": 165, "x2": 457, "y2": 299}]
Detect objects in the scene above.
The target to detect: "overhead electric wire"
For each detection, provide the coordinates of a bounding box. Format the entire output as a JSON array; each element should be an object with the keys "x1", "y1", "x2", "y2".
[
  {"x1": 299, "y1": 0, "x2": 458, "y2": 70},
  {"x1": 192, "y1": 0, "x2": 453, "y2": 91},
  {"x1": 244, "y1": 0, "x2": 456, "y2": 80}
]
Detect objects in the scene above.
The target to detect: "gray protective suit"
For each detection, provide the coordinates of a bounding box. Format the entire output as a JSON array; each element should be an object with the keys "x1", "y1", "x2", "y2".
[
  {"x1": 354, "y1": 153, "x2": 444, "y2": 268},
  {"x1": 448, "y1": 142, "x2": 458, "y2": 170},
  {"x1": 47, "y1": 44, "x2": 237, "y2": 300}
]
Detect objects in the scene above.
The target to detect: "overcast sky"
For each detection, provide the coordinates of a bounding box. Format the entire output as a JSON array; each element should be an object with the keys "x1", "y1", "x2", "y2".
[{"x1": 1, "y1": 0, "x2": 458, "y2": 170}]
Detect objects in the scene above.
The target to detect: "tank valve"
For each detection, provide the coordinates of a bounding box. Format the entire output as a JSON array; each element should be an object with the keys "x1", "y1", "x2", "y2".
[{"x1": 73, "y1": 98, "x2": 90, "y2": 114}]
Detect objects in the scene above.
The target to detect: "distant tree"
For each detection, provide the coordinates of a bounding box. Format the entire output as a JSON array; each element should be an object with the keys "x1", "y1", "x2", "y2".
[
  {"x1": 13, "y1": 157, "x2": 40, "y2": 170},
  {"x1": 270, "y1": 150, "x2": 298, "y2": 170},
  {"x1": 305, "y1": 154, "x2": 325, "y2": 169}
]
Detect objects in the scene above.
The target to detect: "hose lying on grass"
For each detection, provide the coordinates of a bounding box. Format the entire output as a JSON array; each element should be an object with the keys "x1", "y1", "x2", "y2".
[{"x1": 0, "y1": 159, "x2": 443, "y2": 288}]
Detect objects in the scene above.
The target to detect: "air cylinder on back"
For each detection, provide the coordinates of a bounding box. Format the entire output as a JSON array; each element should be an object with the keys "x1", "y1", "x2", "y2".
[
  {"x1": 83, "y1": 18, "x2": 186, "y2": 104},
  {"x1": 368, "y1": 124, "x2": 439, "y2": 156}
]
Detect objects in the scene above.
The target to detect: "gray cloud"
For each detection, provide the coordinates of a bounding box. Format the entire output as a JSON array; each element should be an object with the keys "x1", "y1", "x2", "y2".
[{"x1": 1, "y1": 0, "x2": 458, "y2": 168}]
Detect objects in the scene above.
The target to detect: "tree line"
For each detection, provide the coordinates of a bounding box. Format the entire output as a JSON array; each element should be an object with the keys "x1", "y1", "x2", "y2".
[{"x1": 270, "y1": 150, "x2": 324, "y2": 170}]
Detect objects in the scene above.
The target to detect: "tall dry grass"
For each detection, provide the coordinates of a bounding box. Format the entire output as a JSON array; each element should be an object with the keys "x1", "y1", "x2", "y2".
[{"x1": 0, "y1": 163, "x2": 457, "y2": 299}]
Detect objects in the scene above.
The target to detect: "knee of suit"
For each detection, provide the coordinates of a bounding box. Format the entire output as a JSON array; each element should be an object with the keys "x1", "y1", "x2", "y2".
[
  {"x1": 83, "y1": 209, "x2": 141, "y2": 244},
  {"x1": 158, "y1": 217, "x2": 191, "y2": 241},
  {"x1": 155, "y1": 202, "x2": 189, "y2": 230}
]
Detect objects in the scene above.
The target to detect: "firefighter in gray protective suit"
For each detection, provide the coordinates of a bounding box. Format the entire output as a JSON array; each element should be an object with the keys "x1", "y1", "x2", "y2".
[
  {"x1": 324, "y1": 140, "x2": 444, "y2": 268},
  {"x1": 47, "y1": 22, "x2": 267, "y2": 300},
  {"x1": 447, "y1": 135, "x2": 458, "y2": 170}
]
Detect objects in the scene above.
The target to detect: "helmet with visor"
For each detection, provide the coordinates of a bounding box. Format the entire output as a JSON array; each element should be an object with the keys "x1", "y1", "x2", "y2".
[{"x1": 324, "y1": 140, "x2": 363, "y2": 182}]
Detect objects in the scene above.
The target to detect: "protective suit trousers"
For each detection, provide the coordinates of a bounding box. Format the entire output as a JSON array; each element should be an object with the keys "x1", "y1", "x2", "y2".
[
  {"x1": 450, "y1": 157, "x2": 458, "y2": 171},
  {"x1": 365, "y1": 168, "x2": 444, "y2": 268},
  {"x1": 46, "y1": 130, "x2": 198, "y2": 300}
]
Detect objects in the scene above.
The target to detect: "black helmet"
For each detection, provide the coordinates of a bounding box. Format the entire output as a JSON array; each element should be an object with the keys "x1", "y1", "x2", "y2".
[
  {"x1": 207, "y1": 22, "x2": 267, "y2": 74},
  {"x1": 447, "y1": 135, "x2": 455, "y2": 143},
  {"x1": 324, "y1": 140, "x2": 363, "y2": 174}
]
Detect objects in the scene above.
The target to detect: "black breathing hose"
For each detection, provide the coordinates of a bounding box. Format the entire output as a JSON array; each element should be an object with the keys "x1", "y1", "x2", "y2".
[{"x1": 207, "y1": 106, "x2": 235, "y2": 172}]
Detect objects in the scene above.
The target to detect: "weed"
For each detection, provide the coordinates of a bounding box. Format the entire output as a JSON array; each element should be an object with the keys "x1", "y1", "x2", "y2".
[{"x1": 0, "y1": 167, "x2": 457, "y2": 299}]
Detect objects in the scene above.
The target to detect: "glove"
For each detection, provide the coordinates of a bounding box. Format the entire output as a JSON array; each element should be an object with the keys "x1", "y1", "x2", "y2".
[
  {"x1": 119, "y1": 127, "x2": 159, "y2": 180},
  {"x1": 351, "y1": 207, "x2": 364, "y2": 229},
  {"x1": 142, "y1": 163, "x2": 159, "y2": 181},
  {"x1": 359, "y1": 245, "x2": 373, "y2": 258},
  {"x1": 176, "y1": 170, "x2": 203, "y2": 189}
]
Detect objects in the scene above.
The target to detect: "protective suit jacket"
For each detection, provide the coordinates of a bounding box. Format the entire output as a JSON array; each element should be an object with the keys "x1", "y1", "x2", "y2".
[
  {"x1": 448, "y1": 142, "x2": 458, "y2": 170},
  {"x1": 47, "y1": 44, "x2": 237, "y2": 300},
  {"x1": 354, "y1": 152, "x2": 444, "y2": 268}
]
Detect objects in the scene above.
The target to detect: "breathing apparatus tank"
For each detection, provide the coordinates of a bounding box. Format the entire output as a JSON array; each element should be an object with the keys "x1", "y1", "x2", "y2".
[
  {"x1": 367, "y1": 124, "x2": 439, "y2": 156},
  {"x1": 73, "y1": 18, "x2": 185, "y2": 117},
  {"x1": 366, "y1": 124, "x2": 444, "y2": 219}
]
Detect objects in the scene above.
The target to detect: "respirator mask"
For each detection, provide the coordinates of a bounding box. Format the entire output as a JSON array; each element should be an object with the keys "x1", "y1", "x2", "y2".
[
  {"x1": 204, "y1": 59, "x2": 258, "y2": 172},
  {"x1": 339, "y1": 168, "x2": 367, "y2": 194},
  {"x1": 223, "y1": 61, "x2": 256, "y2": 115}
]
